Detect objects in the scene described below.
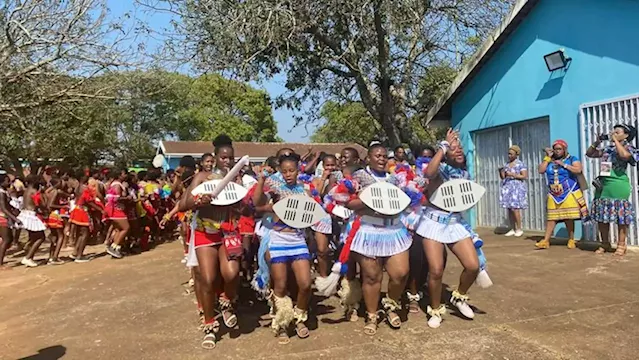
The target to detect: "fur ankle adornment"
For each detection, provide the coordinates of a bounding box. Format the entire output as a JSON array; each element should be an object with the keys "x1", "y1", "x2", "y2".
[
  {"x1": 219, "y1": 295, "x2": 237, "y2": 310},
  {"x1": 427, "y1": 304, "x2": 446, "y2": 317},
  {"x1": 406, "y1": 291, "x2": 422, "y2": 302},
  {"x1": 293, "y1": 307, "x2": 308, "y2": 324},
  {"x1": 202, "y1": 320, "x2": 220, "y2": 334},
  {"x1": 381, "y1": 296, "x2": 401, "y2": 312},
  {"x1": 451, "y1": 290, "x2": 469, "y2": 302},
  {"x1": 338, "y1": 278, "x2": 362, "y2": 310},
  {"x1": 270, "y1": 295, "x2": 294, "y2": 332}
]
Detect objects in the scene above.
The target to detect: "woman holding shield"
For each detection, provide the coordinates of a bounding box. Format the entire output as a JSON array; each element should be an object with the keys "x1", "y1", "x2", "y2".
[
  {"x1": 417, "y1": 129, "x2": 481, "y2": 329},
  {"x1": 179, "y1": 135, "x2": 243, "y2": 350},
  {"x1": 252, "y1": 153, "x2": 319, "y2": 344}
]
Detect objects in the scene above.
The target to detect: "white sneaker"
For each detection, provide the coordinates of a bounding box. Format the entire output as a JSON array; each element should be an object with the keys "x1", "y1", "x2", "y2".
[
  {"x1": 427, "y1": 305, "x2": 445, "y2": 328},
  {"x1": 514, "y1": 229, "x2": 524, "y2": 237},
  {"x1": 504, "y1": 229, "x2": 516, "y2": 237},
  {"x1": 450, "y1": 291, "x2": 475, "y2": 319},
  {"x1": 21, "y1": 257, "x2": 38, "y2": 267}
]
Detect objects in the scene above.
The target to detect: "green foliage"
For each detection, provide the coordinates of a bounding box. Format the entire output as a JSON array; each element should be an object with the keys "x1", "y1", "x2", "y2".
[
  {"x1": 155, "y1": 0, "x2": 514, "y2": 147},
  {"x1": 176, "y1": 74, "x2": 279, "y2": 142},
  {"x1": 311, "y1": 101, "x2": 445, "y2": 148},
  {"x1": 0, "y1": 71, "x2": 279, "y2": 172},
  {"x1": 310, "y1": 102, "x2": 380, "y2": 146}
]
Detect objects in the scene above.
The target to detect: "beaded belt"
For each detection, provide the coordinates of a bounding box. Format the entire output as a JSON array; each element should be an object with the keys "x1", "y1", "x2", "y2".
[{"x1": 424, "y1": 209, "x2": 460, "y2": 225}]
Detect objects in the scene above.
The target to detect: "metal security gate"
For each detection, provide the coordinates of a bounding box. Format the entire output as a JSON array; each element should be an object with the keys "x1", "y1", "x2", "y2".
[
  {"x1": 579, "y1": 95, "x2": 639, "y2": 246},
  {"x1": 474, "y1": 118, "x2": 550, "y2": 231}
]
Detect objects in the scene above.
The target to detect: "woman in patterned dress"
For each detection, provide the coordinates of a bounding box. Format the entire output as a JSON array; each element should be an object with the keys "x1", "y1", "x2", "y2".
[
  {"x1": 586, "y1": 124, "x2": 638, "y2": 256},
  {"x1": 499, "y1": 145, "x2": 528, "y2": 237},
  {"x1": 535, "y1": 140, "x2": 589, "y2": 250}
]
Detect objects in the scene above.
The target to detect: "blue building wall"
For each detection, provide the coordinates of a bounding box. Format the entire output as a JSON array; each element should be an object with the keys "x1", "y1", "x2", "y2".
[{"x1": 450, "y1": 0, "x2": 639, "y2": 236}]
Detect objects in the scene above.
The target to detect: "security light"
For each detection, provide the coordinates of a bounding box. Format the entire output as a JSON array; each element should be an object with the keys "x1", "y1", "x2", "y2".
[{"x1": 543, "y1": 50, "x2": 571, "y2": 72}]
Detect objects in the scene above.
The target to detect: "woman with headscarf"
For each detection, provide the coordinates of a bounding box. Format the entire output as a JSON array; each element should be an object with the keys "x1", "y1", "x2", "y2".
[
  {"x1": 586, "y1": 124, "x2": 638, "y2": 256},
  {"x1": 536, "y1": 140, "x2": 589, "y2": 249},
  {"x1": 499, "y1": 145, "x2": 528, "y2": 237}
]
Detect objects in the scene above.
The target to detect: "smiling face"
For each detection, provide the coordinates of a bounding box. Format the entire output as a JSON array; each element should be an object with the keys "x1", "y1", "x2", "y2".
[
  {"x1": 279, "y1": 159, "x2": 299, "y2": 185},
  {"x1": 448, "y1": 142, "x2": 466, "y2": 165},
  {"x1": 201, "y1": 155, "x2": 214, "y2": 172},
  {"x1": 323, "y1": 157, "x2": 338, "y2": 172},
  {"x1": 215, "y1": 147, "x2": 234, "y2": 171},
  {"x1": 508, "y1": 149, "x2": 517, "y2": 162},
  {"x1": 340, "y1": 149, "x2": 357, "y2": 168},
  {"x1": 368, "y1": 147, "x2": 388, "y2": 172}
]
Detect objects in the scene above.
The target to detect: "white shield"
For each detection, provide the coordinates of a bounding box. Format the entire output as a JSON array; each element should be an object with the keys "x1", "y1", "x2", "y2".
[
  {"x1": 191, "y1": 180, "x2": 248, "y2": 206},
  {"x1": 152, "y1": 154, "x2": 165, "y2": 168},
  {"x1": 429, "y1": 178, "x2": 485, "y2": 212},
  {"x1": 359, "y1": 182, "x2": 410, "y2": 216},
  {"x1": 242, "y1": 174, "x2": 258, "y2": 189},
  {"x1": 331, "y1": 204, "x2": 353, "y2": 219},
  {"x1": 273, "y1": 194, "x2": 327, "y2": 229}
]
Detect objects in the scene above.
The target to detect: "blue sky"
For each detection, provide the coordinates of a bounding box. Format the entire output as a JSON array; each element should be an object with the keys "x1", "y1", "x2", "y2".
[{"x1": 107, "y1": 0, "x2": 314, "y2": 143}]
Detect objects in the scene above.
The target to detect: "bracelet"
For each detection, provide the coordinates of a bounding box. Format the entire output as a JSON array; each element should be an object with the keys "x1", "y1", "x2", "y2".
[
  {"x1": 543, "y1": 156, "x2": 551, "y2": 162},
  {"x1": 193, "y1": 193, "x2": 203, "y2": 206}
]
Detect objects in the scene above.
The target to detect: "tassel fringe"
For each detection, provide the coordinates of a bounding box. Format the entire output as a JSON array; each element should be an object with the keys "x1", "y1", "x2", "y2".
[
  {"x1": 270, "y1": 295, "x2": 294, "y2": 332},
  {"x1": 338, "y1": 278, "x2": 362, "y2": 311}
]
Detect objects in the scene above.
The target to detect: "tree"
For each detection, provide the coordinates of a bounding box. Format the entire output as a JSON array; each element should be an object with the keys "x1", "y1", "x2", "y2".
[
  {"x1": 0, "y1": 70, "x2": 281, "y2": 173},
  {"x1": 0, "y1": 0, "x2": 138, "y2": 173},
  {"x1": 310, "y1": 101, "x2": 381, "y2": 146},
  {"x1": 144, "y1": 0, "x2": 513, "y2": 147},
  {"x1": 175, "y1": 74, "x2": 280, "y2": 142},
  {"x1": 311, "y1": 101, "x2": 445, "y2": 148},
  {"x1": 0, "y1": 0, "x2": 135, "y2": 115}
]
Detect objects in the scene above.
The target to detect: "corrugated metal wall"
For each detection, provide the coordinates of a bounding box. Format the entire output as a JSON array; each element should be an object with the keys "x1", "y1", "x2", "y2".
[
  {"x1": 579, "y1": 95, "x2": 639, "y2": 246},
  {"x1": 474, "y1": 118, "x2": 550, "y2": 231}
]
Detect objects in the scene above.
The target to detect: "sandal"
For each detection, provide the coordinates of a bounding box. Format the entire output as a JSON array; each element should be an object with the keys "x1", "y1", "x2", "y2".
[
  {"x1": 201, "y1": 321, "x2": 218, "y2": 350},
  {"x1": 595, "y1": 245, "x2": 611, "y2": 254},
  {"x1": 220, "y1": 297, "x2": 238, "y2": 328},
  {"x1": 363, "y1": 312, "x2": 378, "y2": 336},
  {"x1": 407, "y1": 291, "x2": 421, "y2": 314},
  {"x1": 346, "y1": 308, "x2": 359, "y2": 322},
  {"x1": 614, "y1": 243, "x2": 627, "y2": 257},
  {"x1": 535, "y1": 239, "x2": 550, "y2": 249},
  {"x1": 295, "y1": 322, "x2": 310, "y2": 339},
  {"x1": 277, "y1": 328, "x2": 290, "y2": 345},
  {"x1": 201, "y1": 333, "x2": 216, "y2": 349},
  {"x1": 386, "y1": 310, "x2": 401, "y2": 329},
  {"x1": 381, "y1": 296, "x2": 402, "y2": 329}
]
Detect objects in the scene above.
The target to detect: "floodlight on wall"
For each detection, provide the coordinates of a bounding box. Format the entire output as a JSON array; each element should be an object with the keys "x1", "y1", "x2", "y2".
[{"x1": 543, "y1": 49, "x2": 571, "y2": 71}]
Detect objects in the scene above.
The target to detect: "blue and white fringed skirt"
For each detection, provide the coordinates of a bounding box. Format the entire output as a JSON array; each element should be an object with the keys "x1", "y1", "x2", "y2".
[
  {"x1": 311, "y1": 214, "x2": 333, "y2": 234},
  {"x1": 350, "y1": 217, "x2": 412, "y2": 258},
  {"x1": 268, "y1": 230, "x2": 311, "y2": 263},
  {"x1": 415, "y1": 206, "x2": 474, "y2": 244}
]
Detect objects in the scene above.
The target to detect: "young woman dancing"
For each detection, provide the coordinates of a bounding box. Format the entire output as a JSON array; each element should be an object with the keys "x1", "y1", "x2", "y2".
[
  {"x1": 417, "y1": 129, "x2": 480, "y2": 328},
  {"x1": 252, "y1": 153, "x2": 317, "y2": 344},
  {"x1": 180, "y1": 137, "x2": 242, "y2": 349}
]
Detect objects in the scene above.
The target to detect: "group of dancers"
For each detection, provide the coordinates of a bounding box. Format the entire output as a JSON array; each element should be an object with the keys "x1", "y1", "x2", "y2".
[
  {"x1": 0, "y1": 130, "x2": 491, "y2": 349},
  {"x1": 172, "y1": 132, "x2": 489, "y2": 349},
  {"x1": 0, "y1": 165, "x2": 182, "y2": 267}
]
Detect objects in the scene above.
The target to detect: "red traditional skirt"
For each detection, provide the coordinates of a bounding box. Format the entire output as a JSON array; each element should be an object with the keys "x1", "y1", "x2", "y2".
[
  {"x1": 238, "y1": 216, "x2": 256, "y2": 235},
  {"x1": 105, "y1": 203, "x2": 128, "y2": 221},
  {"x1": 47, "y1": 210, "x2": 65, "y2": 229},
  {"x1": 70, "y1": 207, "x2": 91, "y2": 227},
  {"x1": 193, "y1": 230, "x2": 223, "y2": 248},
  {"x1": 0, "y1": 212, "x2": 8, "y2": 228}
]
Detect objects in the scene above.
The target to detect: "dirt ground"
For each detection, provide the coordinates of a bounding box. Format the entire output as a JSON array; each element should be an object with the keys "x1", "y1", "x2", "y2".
[{"x1": 0, "y1": 230, "x2": 638, "y2": 360}]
